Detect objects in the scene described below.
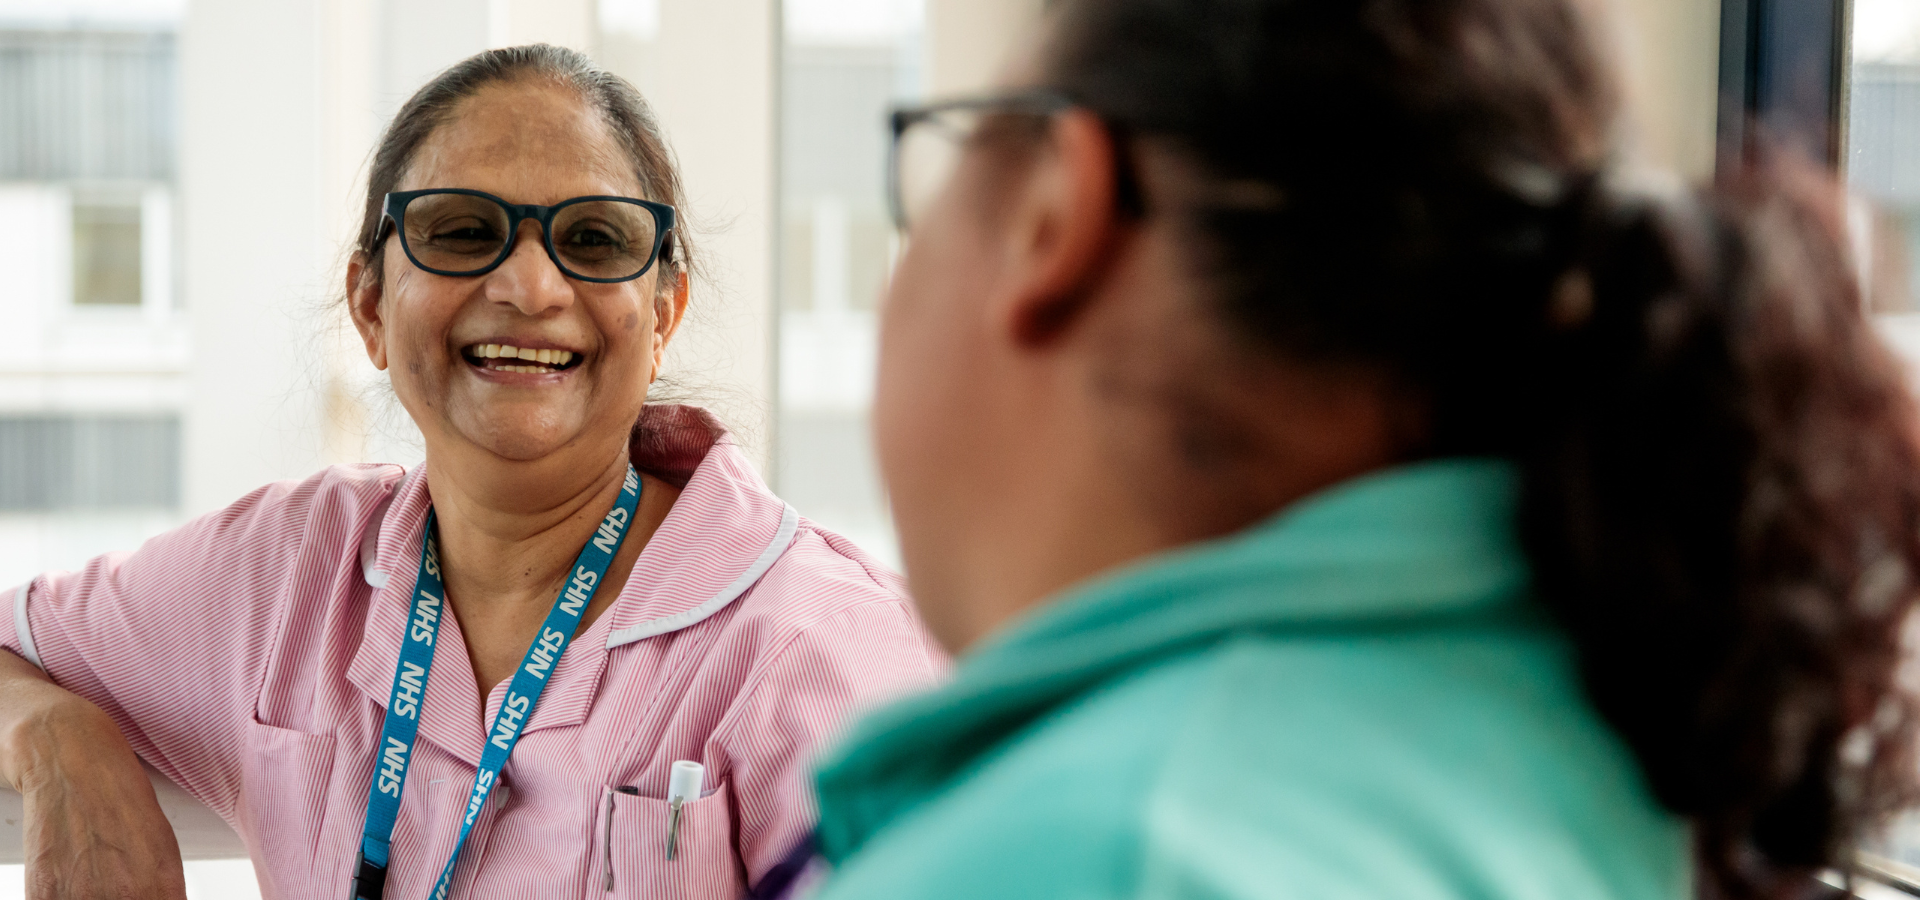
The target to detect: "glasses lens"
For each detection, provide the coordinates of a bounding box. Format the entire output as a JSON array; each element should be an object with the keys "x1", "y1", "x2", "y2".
[
  {"x1": 401, "y1": 193, "x2": 511, "y2": 274},
  {"x1": 895, "y1": 112, "x2": 973, "y2": 230},
  {"x1": 552, "y1": 200, "x2": 659, "y2": 280}
]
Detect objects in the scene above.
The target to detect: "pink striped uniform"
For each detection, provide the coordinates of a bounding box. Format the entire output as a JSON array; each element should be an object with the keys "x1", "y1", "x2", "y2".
[{"x1": 2, "y1": 405, "x2": 943, "y2": 898}]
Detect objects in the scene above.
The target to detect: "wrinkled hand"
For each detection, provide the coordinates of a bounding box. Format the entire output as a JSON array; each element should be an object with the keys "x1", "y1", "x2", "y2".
[{"x1": 1, "y1": 657, "x2": 187, "y2": 900}]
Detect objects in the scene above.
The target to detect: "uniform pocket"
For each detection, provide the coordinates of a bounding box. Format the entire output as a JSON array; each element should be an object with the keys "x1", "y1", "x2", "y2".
[
  {"x1": 593, "y1": 779, "x2": 744, "y2": 899},
  {"x1": 238, "y1": 718, "x2": 337, "y2": 898}
]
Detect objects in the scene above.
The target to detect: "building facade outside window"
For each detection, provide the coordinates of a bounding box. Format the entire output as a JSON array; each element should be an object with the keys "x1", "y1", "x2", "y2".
[
  {"x1": 0, "y1": 18, "x2": 188, "y2": 590},
  {"x1": 1849, "y1": 0, "x2": 1920, "y2": 312}
]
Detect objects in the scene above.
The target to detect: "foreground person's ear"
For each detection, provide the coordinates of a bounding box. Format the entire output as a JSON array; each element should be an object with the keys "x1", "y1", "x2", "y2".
[
  {"x1": 994, "y1": 108, "x2": 1129, "y2": 348},
  {"x1": 347, "y1": 254, "x2": 389, "y2": 371}
]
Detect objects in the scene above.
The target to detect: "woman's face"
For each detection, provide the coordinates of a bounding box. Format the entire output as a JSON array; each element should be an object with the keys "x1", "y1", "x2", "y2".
[
  {"x1": 350, "y1": 80, "x2": 683, "y2": 464},
  {"x1": 872, "y1": 108, "x2": 1030, "y2": 634}
]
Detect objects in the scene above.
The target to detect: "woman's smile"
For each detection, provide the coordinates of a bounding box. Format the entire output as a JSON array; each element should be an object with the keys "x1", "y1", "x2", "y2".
[{"x1": 459, "y1": 340, "x2": 587, "y2": 378}]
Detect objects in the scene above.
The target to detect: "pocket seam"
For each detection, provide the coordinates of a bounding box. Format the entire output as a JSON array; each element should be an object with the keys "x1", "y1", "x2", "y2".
[{"x1": 601, "y1": 777, "x2": 743, "y2": 896}]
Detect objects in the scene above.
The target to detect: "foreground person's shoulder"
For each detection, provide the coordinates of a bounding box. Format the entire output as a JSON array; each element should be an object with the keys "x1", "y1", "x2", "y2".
[{"x1": 1131, "y1": 638, "x2": 1690, "y2": 900}]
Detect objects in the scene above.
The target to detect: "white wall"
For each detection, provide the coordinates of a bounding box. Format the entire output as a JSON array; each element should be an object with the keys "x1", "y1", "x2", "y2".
[
  {"x1": 1610, "y1": 0, "x2": 1723, "y2": 181},
  {"x1": 926, "y1": 0, "x2": 1040, "y2": 94},
  {"x1": 178, "y1": 0, "x2": 334, "y2": 515}
]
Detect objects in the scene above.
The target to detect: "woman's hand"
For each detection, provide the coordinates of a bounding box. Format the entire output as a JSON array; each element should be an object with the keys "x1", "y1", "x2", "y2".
[{"x1": 0, "y1": 651, "x2": 187, "y2": 900}]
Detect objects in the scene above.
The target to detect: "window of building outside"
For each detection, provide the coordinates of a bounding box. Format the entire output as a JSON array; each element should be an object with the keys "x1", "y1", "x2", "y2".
[
  {"x1": 71, "y1": 189, "x2": 144, "y2": 306},
  {"x1": 1850, "y1": 0, "x2": 1920, "y2": 311}
]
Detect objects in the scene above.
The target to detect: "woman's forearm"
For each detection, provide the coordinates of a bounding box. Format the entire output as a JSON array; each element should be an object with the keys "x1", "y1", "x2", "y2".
[
  {"x1": 0, "y1": 648, "x2": 190, "y2": 899},
  {"x1": 0, "y1": 649, "x2": 134, "y2": 794}
]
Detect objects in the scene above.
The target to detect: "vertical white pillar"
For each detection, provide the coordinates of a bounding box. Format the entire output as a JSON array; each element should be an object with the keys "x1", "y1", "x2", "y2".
[
  {"x1": 626, "y1": 0, "x2": 779, "y2": 470},
  {"x1": 1611, "y1": 0, "x2": 1723, "y2": 181},
  {"x1": 811, "y1": 196, "x2": 850, "y2": 315},
  {"x1": 318, "y1": 0, "x2": 382, "y2": 469},
  {"x1": 178, "y1": 0, "x2": 334, "y2": 515},
  {"x1": 139, "y1": 186, "x2": 172, "y2": 326}
]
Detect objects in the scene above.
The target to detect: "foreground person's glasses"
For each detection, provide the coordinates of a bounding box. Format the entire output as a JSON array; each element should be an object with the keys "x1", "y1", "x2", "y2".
[
  {"x1": 887, "y1": 89, "x2": 1075, "y2": 231},
  {"x1": 381, "y1": 189, "x2": 677, "y2": 283}
]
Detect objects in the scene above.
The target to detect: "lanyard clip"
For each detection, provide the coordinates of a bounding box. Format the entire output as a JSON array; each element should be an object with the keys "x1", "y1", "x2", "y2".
[{"x1": 350, "y1": 850, "x2": 388, "y2": 900}]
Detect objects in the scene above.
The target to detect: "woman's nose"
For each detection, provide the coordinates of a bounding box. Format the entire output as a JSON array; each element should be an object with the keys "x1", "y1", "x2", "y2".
[{"x1": 483, "y1": 219, "x2": 573, "y2": 316}]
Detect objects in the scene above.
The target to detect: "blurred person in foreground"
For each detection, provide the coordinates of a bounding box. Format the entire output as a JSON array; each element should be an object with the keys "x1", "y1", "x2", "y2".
[
  {"x1": 775, "y1": 0, "x2": 1920, "y2": 898},
  {"x1": 0, "y1": 45, "x2": 939, "y2": 899}
]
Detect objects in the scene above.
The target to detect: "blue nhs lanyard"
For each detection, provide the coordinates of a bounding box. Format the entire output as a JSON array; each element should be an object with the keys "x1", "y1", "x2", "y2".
[{"x1": 351, "y1": 466, "x2": 642, "y2": 900}]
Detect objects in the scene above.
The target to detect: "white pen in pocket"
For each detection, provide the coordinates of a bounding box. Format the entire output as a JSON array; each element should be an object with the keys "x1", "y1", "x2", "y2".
[{"x1": 665, "y1": 760, "x2": 704, "y2": 862}]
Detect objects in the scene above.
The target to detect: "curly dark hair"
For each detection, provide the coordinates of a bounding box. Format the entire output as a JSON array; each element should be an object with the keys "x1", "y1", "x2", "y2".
[{"x1": 1042, "y1": 0, "x2": 1920, "y2": 895}]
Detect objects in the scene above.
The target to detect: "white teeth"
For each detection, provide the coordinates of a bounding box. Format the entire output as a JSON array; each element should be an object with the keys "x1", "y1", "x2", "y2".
[{"x1": 465, "y1": 343, "x2": 577, "y2": 371}]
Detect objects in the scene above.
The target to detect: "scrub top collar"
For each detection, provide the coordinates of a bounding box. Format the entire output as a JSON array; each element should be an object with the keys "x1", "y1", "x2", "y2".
[{"x1": 813, "y1": 457, "x2": 1534, "y2": 862}]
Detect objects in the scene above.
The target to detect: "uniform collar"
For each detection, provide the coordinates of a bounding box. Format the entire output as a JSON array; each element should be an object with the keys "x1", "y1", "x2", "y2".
[
  {"x1": 813, "y1": 457, "x2": 1532, "y2": 862},
  {"x1": 346, "y1": 405, "x2": 797, "y2": 766}
]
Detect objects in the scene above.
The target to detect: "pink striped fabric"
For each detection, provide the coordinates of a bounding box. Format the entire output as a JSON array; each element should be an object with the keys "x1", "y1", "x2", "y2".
[{"x1": 0, "y1": 405, "x2": 945, "y2": 899}]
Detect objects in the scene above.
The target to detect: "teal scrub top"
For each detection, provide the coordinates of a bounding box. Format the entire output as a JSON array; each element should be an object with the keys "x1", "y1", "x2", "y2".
[{"x1": 811, "y1": 459, "x2": 1690, "y2": 900}]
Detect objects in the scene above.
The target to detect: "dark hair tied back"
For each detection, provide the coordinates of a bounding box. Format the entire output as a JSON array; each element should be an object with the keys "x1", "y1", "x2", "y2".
[{"x1": 1043, "y1": 0, "x2": 1920, "y2": 896}]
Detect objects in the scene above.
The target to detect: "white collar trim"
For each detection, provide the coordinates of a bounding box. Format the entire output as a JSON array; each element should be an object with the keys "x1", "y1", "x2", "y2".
[
  {"x1": 359, "y1": 478, "x2": 402, "y2": 589},
  {"x1": 606, "y1": 503, "x2": 800, "y2": 649}
]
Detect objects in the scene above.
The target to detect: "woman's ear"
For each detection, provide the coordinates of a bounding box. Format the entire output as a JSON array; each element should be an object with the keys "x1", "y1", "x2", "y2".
[
  {"x1": 995, "y1": 109, "x2": 1127, "y2": 348},
  {"x1": 346, "y1": 253, "x2": 389, "y2": 371},
  {"x1": 650, "y1": 269, "x2": 690, "y2": 380}
]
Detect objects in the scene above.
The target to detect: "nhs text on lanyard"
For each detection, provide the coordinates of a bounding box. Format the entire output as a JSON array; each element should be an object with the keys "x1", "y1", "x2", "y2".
[{"x1": 351, "y1": 467, "x2": 642, "y2": 900}]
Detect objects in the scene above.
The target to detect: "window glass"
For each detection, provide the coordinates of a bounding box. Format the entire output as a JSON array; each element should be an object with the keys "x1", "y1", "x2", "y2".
[
  {"x1": 70, "y1": 192, "x2": 143, "y2": 306},
  {"x1": 1852, "y1": 3, "x2": 1920, "y2": 870},
  {"x1": 1848, "y1": 0, "x2": 1920, "y2": 310},
  {"x1": 0, "y1": 415, "x2": 179, "y2": 509}
]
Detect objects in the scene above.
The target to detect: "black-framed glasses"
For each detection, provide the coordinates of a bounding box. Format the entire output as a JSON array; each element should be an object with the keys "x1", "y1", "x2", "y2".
[
  {"x1": 887, "y1": 89, "x2": 1076, "y2": 231},
  {"x1": 380, "y1": 189, "x2": 676, "y2": 283}
]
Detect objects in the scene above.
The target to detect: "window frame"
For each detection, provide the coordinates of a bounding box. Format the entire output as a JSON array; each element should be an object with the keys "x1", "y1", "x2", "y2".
[{"x1": 1716, "y1": 0, "x2": 1853, "y2": 175}]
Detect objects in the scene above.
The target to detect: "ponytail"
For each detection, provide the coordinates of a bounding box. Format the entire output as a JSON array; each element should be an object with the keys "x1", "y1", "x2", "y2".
[
  {"x1": 1522, "y1": 162, "x2": 1920, "y2": 895},
  {"x1": 1042, "y1": 0, "x2": 1920, "y2": 895}
]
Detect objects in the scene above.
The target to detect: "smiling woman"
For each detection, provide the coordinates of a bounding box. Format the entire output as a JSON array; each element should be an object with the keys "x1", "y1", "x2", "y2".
[{"x1": 0, "y1": 44, "x2": 941, "y2": 900}]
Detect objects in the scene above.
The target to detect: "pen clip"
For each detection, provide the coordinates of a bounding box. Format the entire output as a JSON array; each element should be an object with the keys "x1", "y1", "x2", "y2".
[
  {"x1": 666, "y1": 796, "x2": 684, "y2": 861},
  {"x1": 663, "y1": 760, "x2": 704, "y2": 862}
]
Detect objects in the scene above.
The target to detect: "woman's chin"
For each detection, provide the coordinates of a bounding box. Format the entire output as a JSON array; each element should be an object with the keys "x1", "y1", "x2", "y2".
[
  {"x1": 480, "y1": 435, "x2": 573, "y2": 462},
  {"x1": 447, "y1": 414, "x2": 591, "y2": 464}
]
